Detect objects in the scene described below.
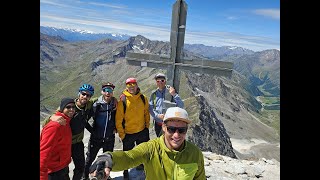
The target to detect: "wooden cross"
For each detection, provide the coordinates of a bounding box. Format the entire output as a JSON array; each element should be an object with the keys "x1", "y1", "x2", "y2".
[{"x1": 125, "y1": 0, "x2": 233, "y2": 104}]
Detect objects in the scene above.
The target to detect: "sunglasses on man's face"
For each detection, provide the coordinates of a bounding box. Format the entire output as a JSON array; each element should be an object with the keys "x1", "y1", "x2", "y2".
[
  {"x1": 103, "y1": 88, "x2": 113, "y2": 93},
  {"x1": 166, "y1": 126, "x2": 187, "y2": 134},
  {"x1": 81, "y1": 92, "x2": 92, "y2": 97},
  {"x1": 126, "y1": 83, "x2": 137, "y2": 88},
  {"x1": 65, "y1": 105, "x2": 75, "y2": 109},
  {"x1": 156, "y1": 79, "x2": 165, "y2": 83}
]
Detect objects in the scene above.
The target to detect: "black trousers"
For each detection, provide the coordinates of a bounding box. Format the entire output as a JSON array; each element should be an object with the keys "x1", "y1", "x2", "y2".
[
  {"x1": 48, "y1": 166, "x2": 70, "y2": 180},
  {"x1": 154, "y1": 122, "x2": 163, "y2": 137},
  {"x1": 83, "y1": 135, "x2": 115, "y2": 178},
  {"x1": 71, "y1": 142, "x2": 85, "y2": 180},
  {"x1": 122, "y1": 128, "x2": 150, "y2": 151},
  {"x1": 122, "y1": 128, "x2": 150, "y2": 175}
]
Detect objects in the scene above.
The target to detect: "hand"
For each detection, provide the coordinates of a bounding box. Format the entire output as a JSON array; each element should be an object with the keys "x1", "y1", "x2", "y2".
[
  {"x1": 157, "y1": 114, "x2": 164, "y2": 120},
  {"x1": 90, "y1": 168, "x2": 111, "y2": 180},
  {"x1": 89, "y1": 154, "x2": 113, "y2": 179},
  {"x1": 169, "y1": 86, "x2": 176, "y2": 96},
  {"x1": 50, "y1": 115, "x2": 66, "y2": 126}
]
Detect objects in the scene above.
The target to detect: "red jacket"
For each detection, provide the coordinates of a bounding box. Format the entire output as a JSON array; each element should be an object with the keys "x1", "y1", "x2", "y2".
[{"x1": 40, "y1": 112, "x2": 72, "y2": 180}]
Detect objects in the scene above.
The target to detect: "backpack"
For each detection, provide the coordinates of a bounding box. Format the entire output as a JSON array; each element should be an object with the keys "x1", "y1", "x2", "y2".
[{"x1": 151, "y1": 91, "x2": 157, "y2": 110}]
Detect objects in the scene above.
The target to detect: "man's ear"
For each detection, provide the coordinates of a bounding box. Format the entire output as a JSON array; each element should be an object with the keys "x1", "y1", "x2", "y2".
[{"x1": 162, "y1": 124, "x2": 166, "y2": 132}]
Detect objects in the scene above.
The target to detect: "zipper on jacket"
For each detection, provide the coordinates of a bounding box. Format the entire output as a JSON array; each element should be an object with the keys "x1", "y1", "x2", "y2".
[
  {"x1": 103, "y1": 104, "x2": 109, "y2": 140},
  {"x1": 173, "y1": 154, "x2": 177, "y2": 180}
]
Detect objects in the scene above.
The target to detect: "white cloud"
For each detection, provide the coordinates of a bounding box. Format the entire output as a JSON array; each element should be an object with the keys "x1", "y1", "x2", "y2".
[{"x1": 253, "y1": 9, "x2": 280, "y2": 20}]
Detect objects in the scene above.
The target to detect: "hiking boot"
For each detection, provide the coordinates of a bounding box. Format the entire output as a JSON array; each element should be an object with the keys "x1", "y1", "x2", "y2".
[
  {"x1": 123, "y1": 170, "x2": 129, "y2": 180},
  {"x1": 136, "y1": 164, "x2": 144, "y2": 171}
]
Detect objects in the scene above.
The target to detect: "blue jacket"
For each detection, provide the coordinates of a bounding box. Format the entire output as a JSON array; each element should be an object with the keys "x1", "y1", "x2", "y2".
[
  {"x1": 88, "y1": 96, "x2": 116, "y2": 139},
  {"x1": 149, "y1": 88, "x2": 184, "y2": 124}
]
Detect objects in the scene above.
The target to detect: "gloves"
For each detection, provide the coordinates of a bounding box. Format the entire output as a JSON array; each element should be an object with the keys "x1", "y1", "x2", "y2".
[{"x1": 89, "y1": 153, "x2": 113, "y2": 174}]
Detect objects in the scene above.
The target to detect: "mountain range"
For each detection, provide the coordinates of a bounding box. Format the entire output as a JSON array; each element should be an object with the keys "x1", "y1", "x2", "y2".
[
  {"x1": 40, "y1": 26, "x2": 131, "y2": 42},
  {"x1": 40, "y1": 27, "x2": 280, "y2": 162}
]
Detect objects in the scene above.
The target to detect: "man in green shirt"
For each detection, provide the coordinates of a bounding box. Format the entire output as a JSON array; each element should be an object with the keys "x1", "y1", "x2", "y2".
[{"x1": 89, "y1": 107, "x2": 206, "y2": 180}]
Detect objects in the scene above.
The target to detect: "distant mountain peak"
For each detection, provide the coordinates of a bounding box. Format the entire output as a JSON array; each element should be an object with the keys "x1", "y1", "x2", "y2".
[
  {"x1": 40, "y1": 26, "x2": 131, "y2": 42},
  {"x1": 66, "y1": 28, "x2": 94, "y2": 34}
]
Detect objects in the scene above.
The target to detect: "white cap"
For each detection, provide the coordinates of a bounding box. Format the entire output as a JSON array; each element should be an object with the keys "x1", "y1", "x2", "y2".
[{"x1": 163, "y1": 107, "x2": 191, "y2": 124}]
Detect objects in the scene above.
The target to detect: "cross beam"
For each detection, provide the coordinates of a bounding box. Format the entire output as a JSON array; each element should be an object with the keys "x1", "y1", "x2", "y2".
[{"x1": 125, "y1": 0, "x2": 233, "y2": 102}]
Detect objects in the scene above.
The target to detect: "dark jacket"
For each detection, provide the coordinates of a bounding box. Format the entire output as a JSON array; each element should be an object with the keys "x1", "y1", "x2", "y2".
[
  {"x1": 87, "y1": 96, "x2": 116, "y2": 140},
  {"x1": 70, "y1": 98, "x2": 95, "y2": 144}
]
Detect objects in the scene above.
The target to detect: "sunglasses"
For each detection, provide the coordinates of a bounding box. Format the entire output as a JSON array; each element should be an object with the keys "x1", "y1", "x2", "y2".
[
  {"x1": 126, "y1": 83, "x2": 137, "y2": 88},
  {"x1": 65, "y1": 105, "x2": 75, "y2": 109},
  {"x1": 81, "y1": 92, "x2": 92, "y2": 97},
  {"x1": 156, "y1": 79, "x2": 165, "y2": 83},
  {"x1": 103, "y1": 88, "x2": 113, "y2": 93},
  {"x1": 166, "y1": 126, "x2": 187, "y2": 134}
]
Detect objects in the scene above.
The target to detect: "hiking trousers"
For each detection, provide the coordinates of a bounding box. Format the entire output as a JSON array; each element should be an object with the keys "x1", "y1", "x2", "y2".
[
  {"x1": 83, "y1": 135, "x2": 115, "y2": 178},
  {"x1": 71, "y1": 142, "x2": 85, "y2": 180},
  {"x1": 122, "y1": 128, "x2": 150, "y2": 151},
  {"x1": 48, "y1": 166, "x2": 70, "y2": 180},
  {"x1": 154, "y1": 122, "x2": 163, "y2": 137},
  {"x1": 122, "y1": 128, "x2": 150, "y2": 177}
]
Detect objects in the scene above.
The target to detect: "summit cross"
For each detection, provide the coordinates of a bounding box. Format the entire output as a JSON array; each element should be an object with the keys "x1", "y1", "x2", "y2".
[{"x1": 125, "y1": 0, "x2": 233, "y2": 103}]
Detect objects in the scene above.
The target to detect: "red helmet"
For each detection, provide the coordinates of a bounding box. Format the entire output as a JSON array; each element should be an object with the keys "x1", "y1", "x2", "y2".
[{"x1": 125, "y1": 77, "x2": 137, "y2": 84}]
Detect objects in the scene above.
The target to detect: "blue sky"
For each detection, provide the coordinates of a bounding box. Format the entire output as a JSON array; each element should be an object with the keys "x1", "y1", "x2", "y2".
[{"x1": 40, "y1": 0, "x2": 279, "y2": 52}]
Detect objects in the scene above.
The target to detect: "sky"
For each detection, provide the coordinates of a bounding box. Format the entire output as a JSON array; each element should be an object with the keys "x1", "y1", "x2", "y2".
[{"x1": 40, "y1": 0, "x2": 280, "y2": 52}]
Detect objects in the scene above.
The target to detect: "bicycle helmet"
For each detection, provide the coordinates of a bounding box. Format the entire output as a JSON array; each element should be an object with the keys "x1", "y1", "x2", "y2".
[{"x1": 79, "y1": 84, "x2": 94, "y2": 96}]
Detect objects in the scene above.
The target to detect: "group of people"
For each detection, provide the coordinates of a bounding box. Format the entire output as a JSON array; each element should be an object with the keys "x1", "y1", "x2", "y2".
[{"x1": 40, "y1": 73, "x2": 206, "y2": 180}]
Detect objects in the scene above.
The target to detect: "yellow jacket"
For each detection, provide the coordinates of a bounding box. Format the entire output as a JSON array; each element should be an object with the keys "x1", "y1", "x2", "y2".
[{"x1": 116, "y1": 89, "x2": 150, "y2": 140}]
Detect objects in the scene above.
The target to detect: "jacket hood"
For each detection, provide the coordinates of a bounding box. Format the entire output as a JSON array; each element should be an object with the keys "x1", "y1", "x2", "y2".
[{"x1": 122, "y1": 89, "x2": 142, "y2": 100}]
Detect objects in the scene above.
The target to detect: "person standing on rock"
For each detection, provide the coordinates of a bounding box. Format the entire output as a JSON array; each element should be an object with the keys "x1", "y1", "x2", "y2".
[
  {"x1": 82, "y1": 82, "x2": 118, "y2": 180},
  {"x1": 89, "y1": 107, "x2": 206, "y2": 180},
  {"x1": 149, "y1": 73, "x2": 184, "y2": 137},
  {"x1": 40, "y1": 98, "x2": 75, "y2": 180},
  {"x1": 115, "y1": 77, "x2": 150, "y2": 180}
]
